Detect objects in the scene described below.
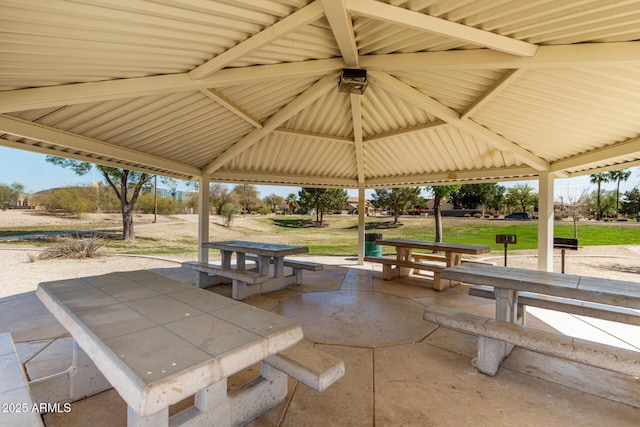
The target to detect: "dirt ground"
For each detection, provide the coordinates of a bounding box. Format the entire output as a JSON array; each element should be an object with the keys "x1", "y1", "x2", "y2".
[{"x1": 1, "y1": 209, "x2": 639, "y2": 299}]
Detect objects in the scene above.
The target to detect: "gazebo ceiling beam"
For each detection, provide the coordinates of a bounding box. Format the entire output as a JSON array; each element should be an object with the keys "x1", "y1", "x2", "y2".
[
  {"x1": 365, "y1": 166, "x2": 539, "y2": 187},
  {"x1": 369, "y1": 71, "x2": 549, "y2": 171},
  {"x1": 203, "y1": 73, "x2": 339, "y2": 175},
  {"x1": 3, "y1": 41, "x2": 637, "y2": 114},
  {"x1": 364, "y1": 121, "x2": 448, "y2": 143},
  {"x1": 211, "y1": 171, "x2": 357, "y2": 187},
  {"x1": 346, "y1": 0, "x2": 537, "y2": 57},
  {"x1": 350, "y1": 93, "x2": 365, "y2": 185},
  {"x1": 0, "y1": 59, "x2": 345, "y2": 114},
  {"x1": 0, "y1": 138, "x2": 193, "y2": 181},
  {"x1": 360, "y1": 41, "x2": 640, "y2": 71},
  {"x1": 460, "y1": 69, "x2": 525, "y2": 120},
  {"x1": 273, "y1": 128, "x2": 354, "y2": 145},
  {"x1": 189, "y1": 1, "x2": 325, "y2": 80},
  {"x1": 550, "y1": 136, "x2": 640, "y2": 173},
  {"x1": 321, "y1": 0, "x2": 360, "y2": 68},
  {"x1": 0, "y1": 115, "x2": 200, "y2": 178},
  {"x1": 200, "y1": 88, "x2": 263, "y2": 129}
]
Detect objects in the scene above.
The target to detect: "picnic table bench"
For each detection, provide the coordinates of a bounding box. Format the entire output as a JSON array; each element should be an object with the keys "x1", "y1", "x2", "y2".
[
  {"x1": 0, "y1": 332, "x2": 44, "y2": 426},
  {"x1": 366, "y1": 239, "x2": 491, "y2": 290},
  {"x1": 424, "y1": 264, "x2": 640, "y2": 377},
  {"x1": 186, "y1": 240, "x2": 321, "y2": 300},
  {"x1": 36, "y1": 271, "x2": 343, "y2": 427}
]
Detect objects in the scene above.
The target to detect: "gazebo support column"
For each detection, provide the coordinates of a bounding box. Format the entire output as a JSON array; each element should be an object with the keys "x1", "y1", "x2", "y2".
[
  {"x1": 357, "y1": 186, "x2": 365, "y2": 265},
  {"x1": 537, "y1": 171, "x2": 554, "y2": 272},
  {"x1": 197, "y1": 176, "x2": 210, "y2": 286}
]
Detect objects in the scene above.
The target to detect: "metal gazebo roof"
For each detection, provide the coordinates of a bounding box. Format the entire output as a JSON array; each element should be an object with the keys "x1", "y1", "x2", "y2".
[{"x1": 1, "y1": 0, "x2": 639, "y2": 190}]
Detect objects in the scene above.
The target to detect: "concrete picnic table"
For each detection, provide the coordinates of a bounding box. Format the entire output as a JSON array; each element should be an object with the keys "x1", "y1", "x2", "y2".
[{"x1": 36, "y1": 270, "x2": 304, "y2": 426}]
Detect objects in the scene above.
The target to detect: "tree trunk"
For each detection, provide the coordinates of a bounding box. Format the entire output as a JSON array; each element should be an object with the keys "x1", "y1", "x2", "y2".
[
  {"x1": 122, "y1": 202, "x2": 135, "y2": 242},
  {"x1": 616, "y1": 179, "x2": 621, "y2": 219},
  {"x1": 596, "y1": 181, "x2": 602, "y2": 220},
  {"x1": 434, "y1": 195, "x2": 443, "y2": 243}
]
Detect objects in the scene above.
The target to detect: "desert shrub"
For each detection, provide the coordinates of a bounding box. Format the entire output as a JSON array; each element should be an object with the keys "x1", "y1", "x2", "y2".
[
  {"x1": 34, "y1": 186, "x2": 98, "y2": 217},
  {"x1": 256, "y1": 206, "x2": 271, "y2": 215},
  {"x1": 38, "y1": 235, "x2": 106, "y2": 259},
  {"x1": 220, "y1": 203, "x2": 237, "y2": 227},
  {"x1": 136, "y1": 193, "x2": 179, "y2": 215}
]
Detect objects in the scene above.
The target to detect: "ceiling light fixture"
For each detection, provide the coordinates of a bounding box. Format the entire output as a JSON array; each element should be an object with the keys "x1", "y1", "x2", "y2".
[{"x1": 338, "y1": 69, "x2": 368, "y2": 94}]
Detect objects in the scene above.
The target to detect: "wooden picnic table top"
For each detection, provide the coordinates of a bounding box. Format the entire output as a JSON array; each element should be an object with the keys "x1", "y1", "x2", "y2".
[
  {"x1": 375, "y1": 239, "x2": 491, "y2": 255},
  {"x1": 202, "y1": 240, "x2": 308, "y2": 257},
  {"x1": 36, "y1": 271, "x2": 303, "y2": 417},
  {"x1": 441, "y1": 263, "x2": 640, "y2": 310}
]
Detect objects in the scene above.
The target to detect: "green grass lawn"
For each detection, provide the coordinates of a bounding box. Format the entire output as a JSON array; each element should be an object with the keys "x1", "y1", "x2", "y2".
[
  {"x1": 2, "y1": 214, "x2": 638, "y2": 257},
  {"x1": 260, "y1": 215, "x2": 640, "y2": 255}
]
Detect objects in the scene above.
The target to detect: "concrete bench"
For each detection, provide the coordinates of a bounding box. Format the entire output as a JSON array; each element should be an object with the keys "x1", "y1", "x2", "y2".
[
  {"x1": 181, "y1": 261, "x2": 269, "y2": 299},
  {"x1": 0, "y1": 332, "x2": 44, "y2": 427},
  {"x1": 364, "y1": 256, "x2": 448, "y2": 290},
  {"x1": 423, "y1": 306, "x2": 640, "y2": 377},
  {"x1": 265, "y1": 342, "x2": 345, "y2": 392},
  {"x1": 244, "y1": 254, "x2": 323, "y2": 283},
  {"x1": 411, "y1": 253, "x2": 495, "y2": 266},
  {"x1": 468, "y1": 285, "x2": 640, "y2": 326}
]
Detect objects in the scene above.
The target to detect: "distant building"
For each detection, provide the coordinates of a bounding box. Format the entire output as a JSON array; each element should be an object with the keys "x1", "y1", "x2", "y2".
[{"x1": 343, "y1": 197, "x2": 375, "y2": 216}]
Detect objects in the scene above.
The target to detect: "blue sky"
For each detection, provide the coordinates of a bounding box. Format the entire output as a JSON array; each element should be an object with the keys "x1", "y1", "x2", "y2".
[{"x1": 1, "y1": 146, "x2": 638, "y2": 201}]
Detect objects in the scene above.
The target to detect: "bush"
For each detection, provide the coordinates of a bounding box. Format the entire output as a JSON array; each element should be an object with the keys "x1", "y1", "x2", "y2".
[
  {"x1": 136, "y1": 193, "x2": 179, "y2": 215},
  {"x1": 38, "y1": 235, "x2": 106, "y2": 259},
  {"x1": 33, "y1": 186, "x2": 98, "y2": 217},
  {"x1": 256, "y1": 206, "x2": 271, "y2": 215},
  {"x1": 220, "y1": 203, "x2": 237, "y2": 227},
  {"x1": 463, "y1": 213, "x2": 471, "y2": 218},
  {"x1": 473, "y1": 213, "x2": 482, "y2": 218}
]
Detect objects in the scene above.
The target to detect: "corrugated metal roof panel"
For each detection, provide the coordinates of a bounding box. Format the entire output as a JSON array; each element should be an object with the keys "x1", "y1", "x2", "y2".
[{"x1": 473, "y1": 66, "x2": 640, "y2": 162}]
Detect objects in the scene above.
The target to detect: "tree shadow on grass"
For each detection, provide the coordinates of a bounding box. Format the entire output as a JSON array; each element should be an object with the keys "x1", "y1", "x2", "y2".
[
  {"x1": 345, "y1": 221, "x2": 403, "y2": 230},
  {"x1": 272, "y1": 218, "x2": 325, "y2": 228}
]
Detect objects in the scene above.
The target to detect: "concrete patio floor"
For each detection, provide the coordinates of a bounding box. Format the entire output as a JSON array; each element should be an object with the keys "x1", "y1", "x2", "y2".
[{"x1": 1, "y1": 257, "x2": 639, "y2": 426}]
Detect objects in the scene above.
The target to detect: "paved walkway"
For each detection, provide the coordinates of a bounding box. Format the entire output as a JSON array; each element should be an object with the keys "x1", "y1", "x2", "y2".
[{"x1": 1, "y1": 258, "x2": 638, "y2": 426}]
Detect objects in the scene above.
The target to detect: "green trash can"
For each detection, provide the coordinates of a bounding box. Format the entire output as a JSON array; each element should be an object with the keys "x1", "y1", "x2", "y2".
[{"x1": 364, "y1": 233, "x2": 382, "y2": 257}]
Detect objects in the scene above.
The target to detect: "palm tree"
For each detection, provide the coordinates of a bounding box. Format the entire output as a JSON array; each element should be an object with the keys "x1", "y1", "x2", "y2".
[
  {"x1": 589, "y1": 173, "x2": 610, "y2": 220},
  {"x1": 285, "y1": 193, "x2": 297, "y2": 215},
  {"x1": 607, "y1": 169, "x2": 632, "y2": 219}
]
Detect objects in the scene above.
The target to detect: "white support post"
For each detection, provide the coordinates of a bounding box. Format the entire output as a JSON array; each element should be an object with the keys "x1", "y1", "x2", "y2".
[
  {"x1": 357, "y1": 186, "x2": 365, "y2": 265},
  {"x1": 196, "y1": 176, "x2": 210, "y2": 287},
  {"x1": 198, "y1": 176, "x2": 210, "y2": 264},
  {"x1": 538, "y1": 171, "x2": 554, "y2": 272}
]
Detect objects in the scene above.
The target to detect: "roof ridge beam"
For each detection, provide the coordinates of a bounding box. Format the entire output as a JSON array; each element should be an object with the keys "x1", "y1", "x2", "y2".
[
  {"x1": 203, "y1": 74, "x2": 339, "y2": 175},
  {"x1": 346, "y1": 0, "x2": 537, "y2": 56},
  {"x1": 321, "y1": 0, "x2": 359, "y2": 67},
  {"x1": 189, "y1": 1, "x2": 325, "y2": 80},
  {"x1": 0, "y1": 59, "x2": 344, "y2": 114},
  {"x1": 360, "y1": 41, "x2": 640, "y2": 71},
  {"x1": 0, "y1": 115, "x2": 200, "y2": 178},
  {"x1": 369, "y1": 71, "x2": 548, "y2": 171},
  {"x1": 550, "y1": 136, "x2": 640, "y2": 173}
]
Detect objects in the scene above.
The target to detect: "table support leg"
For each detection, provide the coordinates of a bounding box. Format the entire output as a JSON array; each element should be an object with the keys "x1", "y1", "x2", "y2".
[
  {"x1": 475, "y1": 288, "x2": 518, "y2": 375},
  {"x1": 127, "y1": 406, "x2": 168, "y2": 427},
  {"x1": 397, "y1": 248, "x2": 412, "y2": 277}
]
